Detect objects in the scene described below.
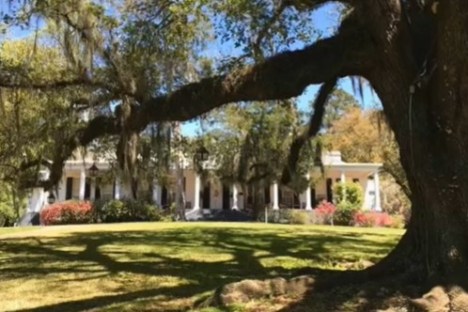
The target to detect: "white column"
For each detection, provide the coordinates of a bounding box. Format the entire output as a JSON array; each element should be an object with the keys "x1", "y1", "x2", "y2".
[
  {"x1": 29, "y1": 187, "x2": 45, "y2": 213},
  {"x1": 90, "y1": 178, "x2": 96, "y2": 201},
  {"x1": 272, "y1": 182, "x2": 279, "y2": 210},
  {"x1": 304, "y1": 174, "x2": 312, "y2": 210},
  {"x1": 340, "y1": 171, "x2": 346, "y2": 201},
  {"x1": 193, "y1": 174, "x2": 201, "y2": 210},
  {"x1": 232, "y1": 184, "x2": 239, "y2": 210},
  {"x1": 114, "y1": 176, "x2": 121, "y2": 200},
  {"x1": 79, "y1": 167, "x2": 86, "y2": 200},
  {"x1": 58, "y1": 176, "x2": 66, "y2": 202},
  {"x1": 152, "y1": 183, "x2": 162, "y2": 206},
  {"x1": 374, "y1": 171, "x2": 382, "y2": 211}
]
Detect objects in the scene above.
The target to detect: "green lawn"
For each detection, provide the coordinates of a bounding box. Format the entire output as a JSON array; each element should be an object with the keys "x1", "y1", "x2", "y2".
[
  {"x1": 0, "y1": 222, "x2": 403, "y2": 312},
  {"x1": 0, "y1": 226, "x2": 39, "y2": 236}
]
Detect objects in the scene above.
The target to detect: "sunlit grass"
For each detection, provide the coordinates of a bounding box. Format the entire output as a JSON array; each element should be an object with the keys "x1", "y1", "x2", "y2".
[
  {"x1": 0, "y1": 226, "x2": 40, "y2": 236},
  {"x1": 0, "y1": 222, "x2": 403, "y2": 311}
]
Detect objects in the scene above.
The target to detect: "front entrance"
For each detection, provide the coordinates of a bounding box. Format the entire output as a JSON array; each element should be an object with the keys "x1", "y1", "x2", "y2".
[
  {"x1": 161, "y1": 186, "x2": 168, "y2": 208},
  {"x1": 222, "y1": 184, "x2": 230, "y2": 210},
  {"x1": 326, "y1": 178, "x2": 333, "y2": 202},
  {"x1": 202, "y1": 182, "x2": 211, "y2": 209}
]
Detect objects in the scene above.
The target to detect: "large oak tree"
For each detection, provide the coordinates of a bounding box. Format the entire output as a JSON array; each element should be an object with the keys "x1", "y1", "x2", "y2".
[{"x1": 2, "y1": 0, "x2": 467, "y2": 283}]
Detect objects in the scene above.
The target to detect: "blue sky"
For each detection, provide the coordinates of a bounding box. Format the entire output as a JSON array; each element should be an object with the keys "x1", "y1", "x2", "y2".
[
  {"x1": 0, "y1": 2, "x2": 379, "y2": 137},
  {"x1": 180, "y1": 3, "x2": 380, "y2": 136}
]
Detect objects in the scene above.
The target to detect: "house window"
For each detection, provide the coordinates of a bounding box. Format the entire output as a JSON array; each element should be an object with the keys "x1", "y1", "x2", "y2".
[
  {"x1": 335, "y1": 178, "x2": 341, "y2": 183},
  {"x1": 326, "y1": 178, "x2": 333, "y2": 203},
  {"x1": 84, "y1": 178, "x2": 91, "y2": 199},
  {"x1": 264, "y1": 187, "x2": 271, "y2": 204},
  {"x1": 353, "y1": 178, "x2": 360, "y2": 183},
  {"x1": 311, "y1": 188, "x2": 316, "y2": 207},
  {"x1": 65, "y1": 177, "x2": 73, "y2": 200}
]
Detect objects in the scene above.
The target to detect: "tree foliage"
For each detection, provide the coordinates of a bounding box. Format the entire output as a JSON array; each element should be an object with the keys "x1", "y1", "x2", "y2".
[{"x1": 324, "y1": 107, "x2": 409, "y2": 197}]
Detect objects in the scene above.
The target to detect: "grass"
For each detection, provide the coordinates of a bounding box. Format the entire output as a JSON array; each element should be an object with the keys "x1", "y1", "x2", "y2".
[
  {"x1": 0, "y1": 222, "x2": 403, "y2": 312},
  {"x1": 0, "y1": 226, "x2": 39, "y2": 236}
]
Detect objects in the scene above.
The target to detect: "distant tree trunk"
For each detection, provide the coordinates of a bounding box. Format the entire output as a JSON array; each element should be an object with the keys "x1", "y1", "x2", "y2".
[
  {"x1": 130, "y1": 178, "x2": 138, "y2": 200},
  {"x1": 251, "y1": 183, "x2": 264, "y2": 220},
  {"x1": 175, "y1": 160, "x2": 186, "y2": 221},
  {"x1": 172, "y1": 123, "x2": 186, "y2": 221}
]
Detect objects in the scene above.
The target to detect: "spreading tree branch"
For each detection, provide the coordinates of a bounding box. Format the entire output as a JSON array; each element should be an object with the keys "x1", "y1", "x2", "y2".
[
  {"x1": 281, "y1": 78, "x2": 337, "y2": 185},
  {"x1": 137, "y1": 21, "x2": 370, "y2": 125},
  {"x1": 40, "y1": 18, "x2": 372, "y2": 189},
  {"x1": 0, "y1": 76, "x2": 102, "y2": 90},
  {"x1": 285, "y1": 0, "x2": 354, "y2": 11}
]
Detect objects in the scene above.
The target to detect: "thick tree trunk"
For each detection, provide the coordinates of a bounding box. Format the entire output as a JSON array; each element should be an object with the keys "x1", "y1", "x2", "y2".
[{"x1": 366, "y1": 1, "x2": 468, "y2": 281}]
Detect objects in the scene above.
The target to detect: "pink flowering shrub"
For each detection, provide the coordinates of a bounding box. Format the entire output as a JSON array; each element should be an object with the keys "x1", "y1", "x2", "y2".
[
  {"x1": 314, "y1": 201, "x2": 336, "y2": 225},
  {"x1": 353, "y1": 211, "x2": 393, "y2": 227},
  {"x1": 41, "y1": 201, "x2": 93, "y2": 225}
]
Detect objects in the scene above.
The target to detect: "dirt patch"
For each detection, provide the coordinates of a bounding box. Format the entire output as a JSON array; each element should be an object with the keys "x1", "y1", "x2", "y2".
[
  {"x1": 199, "y1": 272, "x2": 468, "y2": 312},
  {"x1": 207, "y1": 275, "x2": 315, "y2": 307},
  {"x1": 410, "y1": 286, "x2": 468, "y2": 312}
]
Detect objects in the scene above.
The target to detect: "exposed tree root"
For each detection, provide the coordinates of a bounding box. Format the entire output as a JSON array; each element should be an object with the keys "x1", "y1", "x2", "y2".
[{"x1": 198, "y1": 234, "x2": 468, "y2": 312}]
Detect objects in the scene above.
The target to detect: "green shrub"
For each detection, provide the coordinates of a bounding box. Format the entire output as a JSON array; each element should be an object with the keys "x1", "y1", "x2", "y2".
[
  {"x1": 333, "y1": 182, "x2": 364, "y2": 226},
  {"x1": 95, "y1": 199, "x2": 162, "y2": 223},
  {"x1": 0, "y1": 205, "x2": 15, "y2": 227},
  {"x1": 334, "y1": 201, "x2": 360, "y2": 225},
  {"x1": 0, "y1": 185, "x2": 25, "y2": 227},
  {"x1": 389, "y1": 214, "x2": 405, "y2": 229},
  {"x1": 333, "y1": 182, "x2": 364, "y2": 208},
  {"x1": 258, "y1": 208, "x2": 287, "y2": 223},
  {"x1": 289, "y1": 210, "x2": 310, "y2": 225}
]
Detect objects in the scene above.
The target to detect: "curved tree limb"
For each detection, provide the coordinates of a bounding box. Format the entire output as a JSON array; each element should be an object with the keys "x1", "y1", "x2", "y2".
[
  {"x1": 0, "y1": 76, "x2": 102, "y2": 90},
  {"x1": 281, "y1": 78, "x2": 337, "y2": 185},
  {"x1": 137, "y1": 20, "x2": 371, "y2": 125},
  {"x1": 39, "y1": 17, "x2": 372, "y2": 189},
  {"x1": 284, "y1": 0, "x2": 354, "y2": 11}
]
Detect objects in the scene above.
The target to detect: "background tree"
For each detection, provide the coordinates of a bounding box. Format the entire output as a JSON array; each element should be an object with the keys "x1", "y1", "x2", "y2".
[
  {"x1": 325, "y1": 107, "x2": 410, "y2": 197},
  {"x1": 322, "y1": 88, "x2": 359, "y2": 130},
  {"x1": 201, "y1": 100, "x2": 319, "y2": 217}
]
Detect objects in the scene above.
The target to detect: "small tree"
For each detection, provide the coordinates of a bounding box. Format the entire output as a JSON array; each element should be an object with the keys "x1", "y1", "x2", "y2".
[
  {"x1": 333, "y1": 182, "x2": 364, "y2": 207},
  {"x1": 333, "y1": 182, "x2": 363, "y2": 225}
]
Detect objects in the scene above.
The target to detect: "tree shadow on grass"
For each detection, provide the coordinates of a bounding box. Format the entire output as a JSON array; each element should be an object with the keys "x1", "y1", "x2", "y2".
[{"x1": 0, "y1": 225, "x2": 400, "y2": 311}]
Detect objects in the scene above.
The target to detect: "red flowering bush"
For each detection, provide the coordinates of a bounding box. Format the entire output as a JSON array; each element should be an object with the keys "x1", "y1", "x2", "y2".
[
  {"x1": 314, "y1": 201, "x2": 336, "y2": 225},
  {"x1": 40, "y1": 201, "x2": 94, "y2": 225},
  {"x1": 353, "y1": 211, "x2": 393, "y2": 227}
]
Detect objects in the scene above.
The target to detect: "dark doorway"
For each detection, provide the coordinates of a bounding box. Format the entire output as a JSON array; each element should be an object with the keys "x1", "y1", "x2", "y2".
[
  {"x1": 84, "y1": 178, "x2": 91, "y2": 199},
  {"x1": 311, "y1": 188, "x2": 317, "y2": 208},
  {"x1": 202, "y1": 182, "x2": 211, "y2": 209},
  {"x1": 95, "y1": 186, "x2": 101, "y2": 200},
  {"x1": 222, "y1": 184, "x2": 230, "y2": 210},
  {"x1": 264, "y1": 187, "x2": 271, "y2": 205},
  {"x1": 326, "y1": 178, "x2": 333, "y2": 202},
  {"x1": 161, "y1": 186, "x2": 168, "y2": 208},
  {"x1": 293, "y1": 193, "x2": 300, "y2": 208},
  {"x1": 65, "y1": 177, "x2": 73, "y2": 200}
]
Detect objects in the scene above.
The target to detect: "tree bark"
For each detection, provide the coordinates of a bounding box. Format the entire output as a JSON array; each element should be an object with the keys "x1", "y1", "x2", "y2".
[{"x1": 362, "y1": 0, "x2": 468, "y2": 280}]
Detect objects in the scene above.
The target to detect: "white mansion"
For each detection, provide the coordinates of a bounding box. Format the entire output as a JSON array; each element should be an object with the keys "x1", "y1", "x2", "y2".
[{"x1": 26, "y1": 150, "x2": 382, "y2": 217}]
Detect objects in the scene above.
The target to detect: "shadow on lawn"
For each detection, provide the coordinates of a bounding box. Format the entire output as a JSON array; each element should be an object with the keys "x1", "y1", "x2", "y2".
[{"x1": 0, "y1": 226, "x2": 399, "y2": 312}]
